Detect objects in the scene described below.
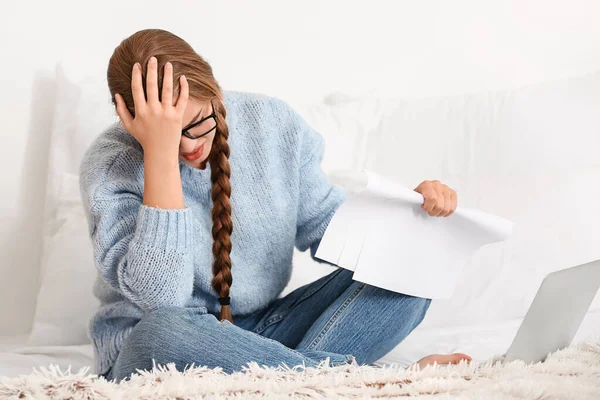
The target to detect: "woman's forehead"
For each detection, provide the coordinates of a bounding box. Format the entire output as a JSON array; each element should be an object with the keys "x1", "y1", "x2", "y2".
[{"x1": 183, "y1": 99, "x2": 212, "y2": 127}]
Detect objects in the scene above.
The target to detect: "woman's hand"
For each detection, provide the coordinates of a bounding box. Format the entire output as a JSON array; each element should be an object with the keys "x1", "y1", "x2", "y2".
[
  {"x1": 113, "y1": 56, "x2": 188, "y2": 209},
  {"x1": 414, "y1": 180, "x2": 458, "y2": 217},
  {"x1": 114, "y1": 56, "x2": 189, "y2": 157}
]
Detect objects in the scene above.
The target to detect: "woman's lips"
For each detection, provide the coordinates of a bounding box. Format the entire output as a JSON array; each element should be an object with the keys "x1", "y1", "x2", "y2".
[{"x1": 182, "y1": 144, "x2": 204, "y2": 161}]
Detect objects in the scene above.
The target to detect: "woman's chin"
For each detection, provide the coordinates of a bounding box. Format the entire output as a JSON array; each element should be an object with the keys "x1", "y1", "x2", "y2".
[{"x1": 181, "y1": 156, "x2": 208, "y2": 169}]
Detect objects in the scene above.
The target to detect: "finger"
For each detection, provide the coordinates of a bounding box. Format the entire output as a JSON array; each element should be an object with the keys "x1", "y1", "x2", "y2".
[
  {"x1": 421, "y1": 188, "x2": 437, "y2": 213},
  {"x1": 146, "y1": 56, "x2": 159, "y2": 105},
  {"x1": 442, "y1": 188, "x2": 453, "y2": 217},
  {"x1": 131, "y1": 63, "x2": 146, "y2": 113},
  {"x1": 452, "y1": 353, "x2": 472, "y2": 363},
  {"x1": 430, "y1": 182, "x2": 446, "y2": 217},
  {"x1": 421, "y1": 183, "x2": 445, "y2": 216},
  {"x1": 414, "y1": 181, "x2": 428, "y2": 195},
  {"x1": 447, "y1": 190, "x2": 458, "y2": 217},
  {"x1": 438, "y1": 353, "x2": 470, "y2": 365},
  {"x1": 114, "y1": 93, "x2": 133, "y2": 130},
  {"x1": 162, "y1": 61, "x2": 173, "y2": 106},
  {"x1": 175, "y1": 75, "x2": 189, "y2": 113},
  {"x1": 430, "y1": 194, "x2": 445, "y2": 216},
  {"x1": 455, "y1": 353, "x2": 472, "y2": 360}
]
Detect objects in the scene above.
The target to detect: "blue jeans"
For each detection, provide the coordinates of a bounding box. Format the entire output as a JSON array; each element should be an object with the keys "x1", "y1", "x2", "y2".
[{"x1": 104, "y1": 267, "x2": 431, "y2": 382}]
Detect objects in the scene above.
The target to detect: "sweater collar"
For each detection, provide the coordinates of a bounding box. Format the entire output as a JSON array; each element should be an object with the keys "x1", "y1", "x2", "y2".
[{"x1": 180, "y1": 159, "x2": 212, "y2": 191}]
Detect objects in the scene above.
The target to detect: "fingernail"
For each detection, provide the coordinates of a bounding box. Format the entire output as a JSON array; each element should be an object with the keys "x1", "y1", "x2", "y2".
[
  {"x1": 150, "y1": 56, "x2": 156, "y2": 63},
  {"x1": 134, "y1": 63, "x2": 140, "y2": 70},
  {"x1": 165, "y1": 61, "x2": 172, "y2": 68}
]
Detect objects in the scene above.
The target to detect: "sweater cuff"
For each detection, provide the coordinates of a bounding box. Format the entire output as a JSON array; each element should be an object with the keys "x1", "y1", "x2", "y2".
[{"x1": 133, "y1": 205, "x2": 194, "y2": 250}]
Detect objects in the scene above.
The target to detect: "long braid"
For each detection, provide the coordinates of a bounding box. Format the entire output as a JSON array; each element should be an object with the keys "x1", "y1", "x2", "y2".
[{"x1": 209, "y1": 100, "x2": 234, "y2": 323}]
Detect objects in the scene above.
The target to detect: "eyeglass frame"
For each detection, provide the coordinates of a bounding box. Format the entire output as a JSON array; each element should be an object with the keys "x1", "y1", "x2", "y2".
[{"x1": 181, "y1": 104, "x2": 218, "y2": 140}]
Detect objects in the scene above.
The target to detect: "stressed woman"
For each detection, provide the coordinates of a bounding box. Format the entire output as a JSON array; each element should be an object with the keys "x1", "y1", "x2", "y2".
[{"x1": 80, "y1": 29, "x2": 471, "y2": 382}]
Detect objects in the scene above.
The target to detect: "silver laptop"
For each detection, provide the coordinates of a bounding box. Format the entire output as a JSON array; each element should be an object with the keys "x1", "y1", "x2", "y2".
[{"x1": 504, "y1": 259, "x2": 600, "y2": 363}]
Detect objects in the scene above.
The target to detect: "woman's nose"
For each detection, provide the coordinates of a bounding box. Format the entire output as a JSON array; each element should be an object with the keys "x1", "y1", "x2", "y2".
[{"x1": 179, "y1": 136, "x2": 197, "y2": 153}]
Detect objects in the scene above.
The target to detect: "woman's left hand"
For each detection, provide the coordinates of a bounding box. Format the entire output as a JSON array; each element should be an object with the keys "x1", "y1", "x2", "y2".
[{"x1": 414, "y1": 180, "x2": 457, "y2": 217}]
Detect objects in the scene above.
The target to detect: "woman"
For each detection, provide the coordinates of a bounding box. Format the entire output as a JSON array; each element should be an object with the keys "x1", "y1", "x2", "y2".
[{"x1": 80, "y1": 29, "x2": 471, "y2": 383}]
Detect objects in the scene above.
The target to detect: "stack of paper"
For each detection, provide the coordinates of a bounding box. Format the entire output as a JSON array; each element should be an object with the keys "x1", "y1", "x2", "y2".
[{"x1": 315, "y1": 170, "x2": 514, "y2": 299}]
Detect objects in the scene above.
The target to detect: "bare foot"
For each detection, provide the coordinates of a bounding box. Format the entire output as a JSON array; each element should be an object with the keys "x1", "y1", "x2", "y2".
[{"x1": 412, "y1": 353, "x2": 472, "y2": 368}]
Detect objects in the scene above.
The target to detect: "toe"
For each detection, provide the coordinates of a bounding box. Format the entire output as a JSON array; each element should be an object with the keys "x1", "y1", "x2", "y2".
[{"x1": 450, "y1": 353, "x2": 472, "y2": 363}]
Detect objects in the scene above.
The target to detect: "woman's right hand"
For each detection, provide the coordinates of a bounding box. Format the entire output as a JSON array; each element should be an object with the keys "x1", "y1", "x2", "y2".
[{"x1": 114, "y1": 56, "x2": 189, "y2": 157}]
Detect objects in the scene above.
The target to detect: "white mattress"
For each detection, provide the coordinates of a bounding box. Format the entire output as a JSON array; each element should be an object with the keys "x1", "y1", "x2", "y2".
[
  {"x1": 0, "y1": 334, "x2": 29, "y2": 353},
  {"x1": 376, "y1": 308, "x2": 600, "y2": 367},
  {"x1": 0, "y1": 339, "x2": 93, "y2": 378},
  {"x1": 1, "y1": 310, "x2": 598, "y2": 377}
]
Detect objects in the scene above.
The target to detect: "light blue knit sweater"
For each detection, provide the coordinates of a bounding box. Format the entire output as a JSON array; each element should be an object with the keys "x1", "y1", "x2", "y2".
[{"x1": 79, "y1": 90, "x2": 349, "y2": 376}]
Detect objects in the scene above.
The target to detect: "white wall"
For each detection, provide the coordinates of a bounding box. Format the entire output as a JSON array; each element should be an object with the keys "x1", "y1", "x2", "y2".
[{"x1": 1, "y1": 0, "x2": 600, "y2": 334}]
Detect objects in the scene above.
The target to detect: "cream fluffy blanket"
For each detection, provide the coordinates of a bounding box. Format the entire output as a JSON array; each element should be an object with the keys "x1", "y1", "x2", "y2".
[{"x1": 1, "y1": 338, "x2": 599, "y2": 399}]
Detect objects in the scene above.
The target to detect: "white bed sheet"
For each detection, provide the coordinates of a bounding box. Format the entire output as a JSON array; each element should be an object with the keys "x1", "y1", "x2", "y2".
[
  {"x1": 0, "y1": 334, "x2": 29, "y2": 353},
  {"x1": 0, "y1": 342, "x2": 93, "y2": 378},
  {"x1": 0, "y1": 310, "x2": 598, "y2": 377},
  {"x1": 376, "y1": 309, "x2": 600, "y2": 368}
]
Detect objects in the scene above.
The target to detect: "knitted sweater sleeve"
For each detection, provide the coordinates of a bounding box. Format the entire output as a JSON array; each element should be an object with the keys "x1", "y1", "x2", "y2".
[
  {"x1": 82, "y1": 151, "x2": 195, "y2": 313},
  {"x1": 292, "y1": 109, "x2": 349, "y2": 262}
]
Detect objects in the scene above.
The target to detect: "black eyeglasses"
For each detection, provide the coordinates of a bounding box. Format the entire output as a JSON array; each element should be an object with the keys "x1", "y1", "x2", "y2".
[{"x1": 181, "y1": 108, "x2": 218, "y2": 140}]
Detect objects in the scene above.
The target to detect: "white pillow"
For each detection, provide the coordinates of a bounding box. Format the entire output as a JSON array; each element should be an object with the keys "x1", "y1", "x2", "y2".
[
  {"x1": 294, "y1": 99, "x2": 383, "y2": 173},
  {"x1": 28, "y1": 61, "x2": 115, "y2": 346},
  {"x1": 328, "y1": 71, "x2": 600, "y2": 328},
  {"x1": 41, "y1": 63, "x2": 116, "y2": 251},
  {"x1": 28, "y1": 173, "x2": 99, "y2": 345}
]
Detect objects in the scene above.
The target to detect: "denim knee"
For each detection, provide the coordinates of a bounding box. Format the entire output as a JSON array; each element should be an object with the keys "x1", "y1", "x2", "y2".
[
  {"x1": 132, "y1": 306, "x2": 211, "y2": 340},
  {"x1": 110, "y1": 306, "x2": 211, "y2": 381},
  {"x1": 139, "y1": 306, "x2": 208, "y2": 328},
  {"x1": 387, "y1": 293, "x2": 431, "y2": 328},
  {"x1": 418, "y1": 297, "x2": 432, "y2": 323}
]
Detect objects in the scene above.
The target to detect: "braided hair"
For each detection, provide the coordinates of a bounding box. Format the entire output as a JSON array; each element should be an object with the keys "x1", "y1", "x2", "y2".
[{"x1": 208, "y1": 99, "x2": 234, "y2": 322}]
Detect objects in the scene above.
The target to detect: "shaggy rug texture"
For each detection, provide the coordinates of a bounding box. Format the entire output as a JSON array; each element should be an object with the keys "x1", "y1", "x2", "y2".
[{"x1": 1, "y1": 338, "x2": 599, "y2": 399}]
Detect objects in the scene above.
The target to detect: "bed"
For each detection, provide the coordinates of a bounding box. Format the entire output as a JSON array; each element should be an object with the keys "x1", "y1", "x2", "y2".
[{"x1": 1, "y1": 61, "x2": 599, "y2": 387}]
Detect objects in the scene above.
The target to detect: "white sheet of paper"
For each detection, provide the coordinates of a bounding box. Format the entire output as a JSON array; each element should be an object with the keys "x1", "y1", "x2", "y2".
[
  {"x1": 315, "y1": 169, "x2": 513, "y2": 299},
  {"x1": 313, "y1": 200, "x2": 353, "y2": 267}
]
